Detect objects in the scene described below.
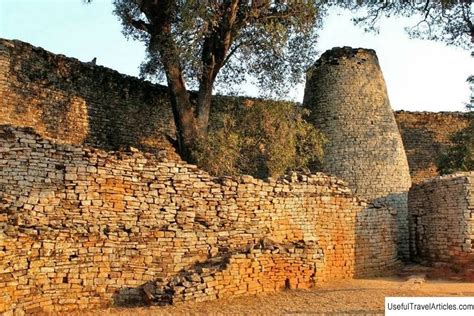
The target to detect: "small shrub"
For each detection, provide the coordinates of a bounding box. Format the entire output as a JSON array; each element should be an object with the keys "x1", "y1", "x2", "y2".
[
  {"x1": 194, "y1": 99, "x2": 326, "y2": 178},
  {"x1": 436, "y1": 112, "x2": 474, "y2": 174}
]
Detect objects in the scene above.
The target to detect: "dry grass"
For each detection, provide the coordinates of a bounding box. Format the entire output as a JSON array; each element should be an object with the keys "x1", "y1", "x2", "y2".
[{"x1": 74, "y1": 277, "x2": 474, "y2": 315}]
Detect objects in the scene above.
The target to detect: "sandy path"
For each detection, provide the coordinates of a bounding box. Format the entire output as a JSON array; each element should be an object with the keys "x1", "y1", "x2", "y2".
[{"x1": 75, "y1": 278, "x2": 474, "y2": 315}]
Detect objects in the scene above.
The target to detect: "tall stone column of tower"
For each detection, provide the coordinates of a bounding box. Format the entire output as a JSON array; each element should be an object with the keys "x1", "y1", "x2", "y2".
[{"x1": 303, "y1": 47, "x2": 412, "y2": 260}]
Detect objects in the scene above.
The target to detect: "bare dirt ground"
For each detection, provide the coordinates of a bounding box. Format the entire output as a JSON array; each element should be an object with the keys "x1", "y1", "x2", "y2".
[{"x1": 79, "y1": 277, "x2": 474, "y2": 315}]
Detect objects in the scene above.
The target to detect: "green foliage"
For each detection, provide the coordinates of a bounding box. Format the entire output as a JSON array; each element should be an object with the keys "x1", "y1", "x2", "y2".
[
  {"x1": 437, "y1": 112, "x2": 474, "y2": 174},
  {"x1": 194, "y1": 99, "x2": 326, "y2": 178},
  {"x1": 335, "y1": 0, "x2": 473, "y2": 49},
  {"x1": 113, "y1": 0, "x2": 322, "y2": 97},
  {"x1": 468, "y1": 75, "x2": 474, "y2": 111},
  {"x1": 438, "y1": 75, "x2": 474, "y2": 174}
]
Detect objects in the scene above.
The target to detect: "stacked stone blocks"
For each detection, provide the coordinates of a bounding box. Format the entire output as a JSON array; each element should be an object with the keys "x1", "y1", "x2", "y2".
[
  {"x1": 1, "y1": 38, "x2": 471, "y2": 314},
  {"x1": 0, "y1": 125, "x2": 400, "y2": 314},
  {"x1": 0, "y1": 38, "x2": 469, "y2": 181},
  {"x1": 0, "y1": 38, "x2": 177, "y2": 159},
  {"x1": 0, "y1": 39, "x2": 468, "y2": 183},
  {"x1": 303, "y1": 47, "x2": 412, "y2": 260},
  {"x1": 408, "y1": 173, "x2": 474, "y2": 265}
]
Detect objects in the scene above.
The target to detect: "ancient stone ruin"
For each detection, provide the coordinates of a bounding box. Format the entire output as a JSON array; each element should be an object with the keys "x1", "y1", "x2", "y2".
[
  {"x1": 409, "y1": 173, "x2": 474, "y2": 265},
  {"x1": 0, "y1": 125, "x2": 401, "y2": 312},
  {"x1": 0, "y1": 39, "x2": 473, "y2": 314},
  {"x1": 303, "y1": 47, "x2": 412, "y2": 259}
]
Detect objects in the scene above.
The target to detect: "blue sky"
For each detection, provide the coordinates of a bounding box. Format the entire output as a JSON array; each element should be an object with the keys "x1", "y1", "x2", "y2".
[{"x1": 1, "y1": 0, "x2": 472, "y2": 111}]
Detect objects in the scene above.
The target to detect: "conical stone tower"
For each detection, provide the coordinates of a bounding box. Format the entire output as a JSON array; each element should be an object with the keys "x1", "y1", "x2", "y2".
[{"x1": 303, "y1": 47, "x2": 412, "y2": 260}]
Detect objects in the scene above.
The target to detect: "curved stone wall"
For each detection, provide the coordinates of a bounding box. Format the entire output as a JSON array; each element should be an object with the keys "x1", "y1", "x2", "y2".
[
  {"x1": 303, "y1": 47, "x2": 412, "y2": 259},
  {"x1": 408, "y1": 172, "x2": 474, "y2": 265},
  {"x1": 0, "y1": 125, "x2": 400, "y2": 314}
]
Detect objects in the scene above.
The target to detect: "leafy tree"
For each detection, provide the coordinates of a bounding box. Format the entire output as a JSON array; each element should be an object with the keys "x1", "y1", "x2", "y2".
[
  {"x1": 193, "y1": 98, "x2": 325, "y2": 178},
  {"x1": 437, "y1": 76, "x2": 474, "y2": 174},
  {"x1": 335, "y1": 0, "x2": 473, "y2": 49},
  {"x1": 436, "y1": 113, "x2": 473, "y2": 174},
  {"x1": 468, "y1": 74, "x2": 474, "y2": 110},
  {"x1": 100, "y1": 0, "x2": 321, "y2": 161}
]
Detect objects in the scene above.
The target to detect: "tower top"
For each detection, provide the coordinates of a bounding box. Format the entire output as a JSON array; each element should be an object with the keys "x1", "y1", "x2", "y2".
[{"x1": 313, "y1": 46, "x2": 379, "y2": 68}]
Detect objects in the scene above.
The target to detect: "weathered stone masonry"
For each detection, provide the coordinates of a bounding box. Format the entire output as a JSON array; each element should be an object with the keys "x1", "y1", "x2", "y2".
[
  {"x1": 0, "y1": 38, "x2": 469, "y2": 181},
  {"x1": 395, "y1": 111, "x2": 470, "y2": 184},
  {"x1": 303, "y1": 47, "x2": 412, "y2": 260},
  {"x1": 0, "y1": 38, "x2": 176, "y2": 158},
  {"x1": 0, "y1": 38, "x2": 471, "y2": 313},
  {"x1": 408, "y1": 172, "x2": 474, "y2": 266},
  {"x1": 0, "y1": 126, "x2": 400, "y2": 314}
]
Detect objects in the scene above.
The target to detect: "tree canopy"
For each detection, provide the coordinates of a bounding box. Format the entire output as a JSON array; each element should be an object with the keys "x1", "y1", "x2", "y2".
[
  {"x1": 194, "y1": 98, "x2": 325, "y2": 178},
  {"x1": 83, "y1": 0, "x2": 473, "y2": 166},
  {"x1": 108, "y1": 0, "x2": 321, "y2": 160},
  {"x1": 336, "y1": 0, "x2": 473, "y2": 49},
  {"x1": 114, "y1": 0, "x2": 320, "y2": 95}
]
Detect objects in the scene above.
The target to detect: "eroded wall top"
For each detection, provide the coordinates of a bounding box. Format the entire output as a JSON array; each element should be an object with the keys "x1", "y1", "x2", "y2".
[
  {"x1": 0, "y1": 38, "x2": 177, "y2": 158},
  {"x1": 0, "y1": 124, "x2": 400, "y2": 313},
  {"x1": 0, "y1": 39, "x2": 468, "y2": 181},
  {"x1": 395, "y1": 111, "x2": 470, "y2": 183}
]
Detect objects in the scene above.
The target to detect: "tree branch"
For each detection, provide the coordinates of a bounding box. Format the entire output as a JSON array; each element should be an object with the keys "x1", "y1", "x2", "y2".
[
  {"x1": 221, "y1": 40, "x2": 249, "y2": 69},
  {"x1": 460, "y1": 3, "x2": 474, "y2": 41},
  {"x1": 124, "y1": 13, "x2": 152, "y2": 33}
]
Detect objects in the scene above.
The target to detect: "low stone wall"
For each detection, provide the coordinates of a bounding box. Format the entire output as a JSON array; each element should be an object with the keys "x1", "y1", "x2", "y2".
[
  {"x1": 395, "y1": 111, "x2": 470, "y2": 184},
  {"x1": 0, "y1": 125, "x2": 400, "y2": 314},
  {"x1": 408, "y1": 172, "x2": 474, "y2": 265}
]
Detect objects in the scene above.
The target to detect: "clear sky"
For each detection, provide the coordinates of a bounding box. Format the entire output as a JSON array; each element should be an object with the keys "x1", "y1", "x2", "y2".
[{"x1": 1, "y1": 0, "x2": 472, "y2": 112}]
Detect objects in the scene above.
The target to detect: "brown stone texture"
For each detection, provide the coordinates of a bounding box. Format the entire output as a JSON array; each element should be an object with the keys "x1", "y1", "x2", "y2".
[
  {"x1": 0, "y1": 39, "x2": 470, "y2": 313},
  {"x1": 0, "y1": 125, "x2": 400, "y2": 314},
  {"x1": 408, "y1": 172, "x2": 474, "y2": 266},
  {"x1": 0, "y1": 38, "x2": 177, "y2": 159},
  {"x1": 0, "y1": 39, "x2": 467, "y2": 182},
  {"x1": 0, "y1": 39, "x2": 467, "y2": 183},
  {"x1": 302, "y1": 47, "x2": 412, "y2": 260},
  {"x1": 395, "y1": 111, "x2": 470, "y2": 184}
]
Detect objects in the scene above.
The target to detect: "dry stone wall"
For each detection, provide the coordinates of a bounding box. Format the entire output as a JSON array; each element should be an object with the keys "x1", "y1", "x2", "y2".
[
  {"x1": 0, "y1": 39, "x2": 467, "y2": 182},
  {"x1": 0, "y1": 125, "x2": 400, "y2": 314},
  {"x1": 408, "y1": 172, "x2": 474, "y2": 265},
  {"x1": 0, "y1": 38, "x2": 177, "y2": 159},
  {"x1": 395, "y1": 111, "x2": 470, "y2": 183},
  {"x1": 303, "y1": 47, "x2": 412, "y2": 260}
]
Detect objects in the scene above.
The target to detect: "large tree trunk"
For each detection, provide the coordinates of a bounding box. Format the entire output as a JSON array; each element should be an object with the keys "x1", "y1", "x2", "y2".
[
  {"x1": 139, "y1": 0, "x2": 237, "y2": 161},
  {"x1": 196, "y1": 70, "x2": 214, "y2": 138},
  {"x1": 167, "y1": 79, "x2": 198, "y2": 162},
  {"x1": 194, "y1": 1, "x2": 238, "y2": 138},
  {"x1": 133, "y1": 0, "x2": 201, "y2": 161},
  {"x1": 168, "y1": 75, "x2": 213, "y2": 161},
  {"x1": 152, "y1": 37, "x2": 199, "y2": 161}
]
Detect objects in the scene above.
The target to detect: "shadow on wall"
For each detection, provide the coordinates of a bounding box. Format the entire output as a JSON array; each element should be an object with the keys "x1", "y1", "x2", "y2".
[
  {"x1": 398, "y1": 126, "x2": 443, "y2": 183},
  {"x1": 0, "y1": 39, "x2": 177, "y2": 155},
  {"x1": 109, "y1": 197, "x2": 403, "y2": 308},
  {"x1": 111, "y1": 242, "x2": 318, "y2": 307},
  {"x1": 113, "y1": 197, "x2": 403, "y2": 308},
  {"x1": 353, "y1": 194, "x2": 403, "y2": 278},
  {"x1": 375, "y1": 192, "x2": 410, "y2": 261}
]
